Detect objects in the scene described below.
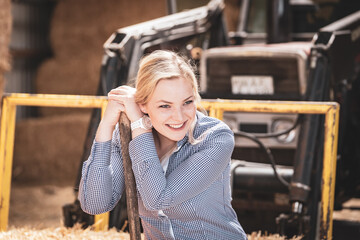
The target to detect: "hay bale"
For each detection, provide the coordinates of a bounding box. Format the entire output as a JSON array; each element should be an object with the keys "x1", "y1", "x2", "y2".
[
  {"x1": 36, "y1": 56, "x2": 100, "y2": 96},
  {"x1": 35, "y1": 56, "x2": 100, "y2": 116},
  {"x1": 12, "y1": 113, "x2": 91, "y2": 185},
  {"x1": 0, "y1": 0, "x2": 11, "y2": 72},
  {"x1": 247, "y1": 232, "x2": 302, "y2": 240},
  {"x1": 50, "y1": 0, "x2": 166, "y2": 61}
]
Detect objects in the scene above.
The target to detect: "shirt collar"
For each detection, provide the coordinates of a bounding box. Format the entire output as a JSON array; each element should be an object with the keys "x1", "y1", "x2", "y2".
[{"x1": 174, "y1": 114, "x2": 198, "y2": 152}]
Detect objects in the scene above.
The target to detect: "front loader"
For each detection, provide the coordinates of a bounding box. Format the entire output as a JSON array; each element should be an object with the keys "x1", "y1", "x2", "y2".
[{"x1": 63, "y1": 0, "x2": 360, "y2": 239}]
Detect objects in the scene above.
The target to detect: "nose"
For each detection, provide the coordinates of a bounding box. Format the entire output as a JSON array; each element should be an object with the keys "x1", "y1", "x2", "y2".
[{"x1": 172, "y1": 107, "x2": 184, "y2": 122}]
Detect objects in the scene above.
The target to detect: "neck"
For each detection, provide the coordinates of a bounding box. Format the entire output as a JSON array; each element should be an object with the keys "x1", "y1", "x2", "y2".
[{"x1": 153, "y1": 131, "x2": 177, "y2": 160}]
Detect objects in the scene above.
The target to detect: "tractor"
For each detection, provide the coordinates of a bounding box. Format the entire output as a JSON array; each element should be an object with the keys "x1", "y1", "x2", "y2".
[{"x1": 63, "y1": 0, "x2": 360, "y2": 239}]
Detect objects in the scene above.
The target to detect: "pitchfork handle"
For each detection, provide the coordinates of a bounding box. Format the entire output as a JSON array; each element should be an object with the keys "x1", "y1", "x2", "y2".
[{"x1": 119, "y1": 112, "x2": 141, "y2": 240}]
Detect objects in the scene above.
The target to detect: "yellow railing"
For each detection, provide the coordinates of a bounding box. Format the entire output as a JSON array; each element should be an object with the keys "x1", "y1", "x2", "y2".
[
  {"x1": 207, "y1": 99, "x2": 339, "y2": 240},
  {"x1": 0, "y1": 94, "x2": 339, "y2": 240},
  {"x1": 0, "y1": 93, "x2": 109, "y2": 231}
]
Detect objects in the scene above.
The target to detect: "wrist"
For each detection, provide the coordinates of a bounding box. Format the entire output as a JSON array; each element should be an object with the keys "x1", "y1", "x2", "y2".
[
  {"x1": 131, "y1": 115, "x2": 153, "y2": 132},
  {"x1": 95, "y1": 120, "x2": 116, "y2": 142},
  {"x1": 129, "y1": 112, "x2": 145, "y2": 123}
]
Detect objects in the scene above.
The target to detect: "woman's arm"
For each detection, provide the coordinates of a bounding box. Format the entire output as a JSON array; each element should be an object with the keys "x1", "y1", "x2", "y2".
[
  {"x1": 78, "y1": 85, "x2": 151, "y2": 214},
  {"x1": 129, "y1": 124, "x2": 234, "y2": 211},
  {"x1": 78, "y1": 124, "x2": 126, "y2": 215}
]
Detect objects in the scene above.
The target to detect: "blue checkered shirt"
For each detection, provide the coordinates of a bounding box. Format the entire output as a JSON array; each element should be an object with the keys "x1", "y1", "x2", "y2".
[{"x1": 79, "y1": 111, "x2": 247, "y2": 239}]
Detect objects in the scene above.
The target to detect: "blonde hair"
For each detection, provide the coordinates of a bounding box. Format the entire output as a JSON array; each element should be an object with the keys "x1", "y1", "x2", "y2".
[{"x1": 134, "y1": 50, "x2": 202, "y2": 144}]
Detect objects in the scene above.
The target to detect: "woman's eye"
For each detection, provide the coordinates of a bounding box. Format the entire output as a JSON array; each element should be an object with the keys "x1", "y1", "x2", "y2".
[
  {"x1": 159, "y1": 105, "x2": 170, "y2": 108},
  {"x1": 184, "y1": 100, "x2": 193, "y2": 105}
]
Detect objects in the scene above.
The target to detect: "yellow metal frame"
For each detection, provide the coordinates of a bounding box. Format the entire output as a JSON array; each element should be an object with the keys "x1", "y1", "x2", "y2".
[
  {"x1": 0, "y1": 95, "x2": 339, "y2": 240},
  {"x1": 205, "y1": 99, "x2": 339, "y2": 240},
  {"x1": 0, "y1": 93, "x2": 109, "y2": 231}
]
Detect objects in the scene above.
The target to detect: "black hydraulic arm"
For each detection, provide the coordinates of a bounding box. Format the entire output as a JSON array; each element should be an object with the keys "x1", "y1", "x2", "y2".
[
  {"x1": 289, "y1": 10, "x2": 360, "y2": 216},
  {"x1": 281, "y1": 10, "x2": 360, "y2": 239}
]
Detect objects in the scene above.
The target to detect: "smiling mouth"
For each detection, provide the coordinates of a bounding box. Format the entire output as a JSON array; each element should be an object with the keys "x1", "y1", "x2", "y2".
[{"x1": 167, "y1": 121, "x2": 187, "y2": 130}]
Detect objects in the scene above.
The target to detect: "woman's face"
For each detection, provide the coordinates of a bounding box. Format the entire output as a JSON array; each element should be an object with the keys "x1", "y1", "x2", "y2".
[{"x1": 140, "y1": 77, "x2": 196, "y2": 143}]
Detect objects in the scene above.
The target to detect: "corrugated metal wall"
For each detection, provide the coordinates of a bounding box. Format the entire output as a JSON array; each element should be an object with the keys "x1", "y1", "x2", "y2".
[{"x1": 4, "y1": 0, "x2": 56, "y2": 119}]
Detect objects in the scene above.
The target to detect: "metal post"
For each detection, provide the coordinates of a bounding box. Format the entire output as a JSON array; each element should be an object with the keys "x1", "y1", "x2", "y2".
[
  {"x1": 0, "y1": 99, "x2": 16, "y2": 231},
  {"x1": 320, "y1": 105, "x2": 339, "y2": 239}
]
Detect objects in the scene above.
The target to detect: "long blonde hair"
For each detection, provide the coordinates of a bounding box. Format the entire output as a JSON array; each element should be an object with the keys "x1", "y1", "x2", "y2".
[{"x1": 134, "y1": 50, "x2": 202, "y2": 144}]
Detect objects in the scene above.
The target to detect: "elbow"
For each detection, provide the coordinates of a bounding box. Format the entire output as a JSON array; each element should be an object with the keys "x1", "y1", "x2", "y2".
[
  {"x1": 78, "y1": 191, "x2": 112, "y2": 215},
  {"x1": 79, "y1": 200, "x2": 110, "y2": 216},
  {"x1": 141, "y1": 194, "x2": 163, "y2": 211},
  {"x1": 226, "y1": 131, "x2": 235, "y2": 151},
  {"x1": 142, "y1": 194, "x2": 172, "y2": 211},
  {"x1": 79, "y1": 203, "x2": 96, "y2": 215},
  {"x1": 143, "y1": 200, "x2": 159, "y2": 211}
]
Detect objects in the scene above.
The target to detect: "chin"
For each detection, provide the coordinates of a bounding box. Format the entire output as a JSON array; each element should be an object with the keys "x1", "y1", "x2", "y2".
[
  {"x1": 168, "y1": 131, "x2": 188, "y2": 142},
  {"x1": 169, "y1": 134, "x2": 186, "y2": 142}
]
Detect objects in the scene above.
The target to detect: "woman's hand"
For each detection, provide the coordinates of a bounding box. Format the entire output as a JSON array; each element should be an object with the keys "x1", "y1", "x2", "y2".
[
  {"x1": 107, "y1": 86, "x2": 144, "y2": 123},
  {"x1": 95, "y1": 86, "x2": 144, "y2": 142}
]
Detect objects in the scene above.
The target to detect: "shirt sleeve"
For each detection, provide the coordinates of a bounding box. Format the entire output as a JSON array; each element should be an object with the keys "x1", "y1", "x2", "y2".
[
  {"x1": 78, "y1": 124, "x2": 125, "y2": 215},
  {"x1": 129, "y1": 125, "x2": 235, "y2": 211}
]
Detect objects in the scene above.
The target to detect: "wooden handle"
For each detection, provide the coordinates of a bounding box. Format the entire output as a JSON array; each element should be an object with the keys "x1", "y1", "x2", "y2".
[{"x1": 119, "y1": 112, "x2": 141, "y2": 240}]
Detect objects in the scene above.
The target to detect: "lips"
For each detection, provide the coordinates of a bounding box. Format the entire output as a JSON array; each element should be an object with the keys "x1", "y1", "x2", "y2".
[{"x1": 167, "y1": 121, "x2": 187, "y2": 130}]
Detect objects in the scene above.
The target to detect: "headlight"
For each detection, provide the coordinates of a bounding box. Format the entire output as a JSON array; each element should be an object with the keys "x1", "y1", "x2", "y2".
[{"x1": 271, "y1": 118, "x2": 296, "y2": 144}]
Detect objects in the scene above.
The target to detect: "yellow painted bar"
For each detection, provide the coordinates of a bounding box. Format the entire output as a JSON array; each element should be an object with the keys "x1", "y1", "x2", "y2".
[
  {"x1": 4, "y1": 93, "x2": 108, "y2": 108},
  {"x1": 94, "y1": 212, "x2": 109, "y2": 231},
  {"x1": 0, "y1": 98, "x2": 12, "y2": 231},
  {"x1": 2, "y1": 103, "x2": 16, "y2": 230},
  {"x1": 198, "y1": 101, "x2": 212, "y2": 111},
  {"x1": 203, "y1": 99, "x2": 337, "y2": 117},
  {"x1": 320, "y1": 105, "x2": 340, "y2": 239}
]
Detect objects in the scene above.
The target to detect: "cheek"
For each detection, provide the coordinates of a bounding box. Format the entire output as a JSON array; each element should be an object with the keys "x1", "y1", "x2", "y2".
[
  {"x1": 148, "y1": 110, "x2": 169, "y2": 126},
  {"x1": 185, "y1": 106, "x2": 196, "y2": 118}
]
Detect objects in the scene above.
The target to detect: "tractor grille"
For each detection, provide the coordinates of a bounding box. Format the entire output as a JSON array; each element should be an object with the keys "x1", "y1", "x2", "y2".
[
  {"x1": 239, "y1": 123, "x2": 268, "y2": 133},
  {"x1": 202, "y1": 56, "x2": 301, "y2": 100}
]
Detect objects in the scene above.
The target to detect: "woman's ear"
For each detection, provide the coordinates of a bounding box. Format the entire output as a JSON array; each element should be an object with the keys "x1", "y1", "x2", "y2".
[{"x1": 139, "y1": 104, "x2": 148, "y2": 114}]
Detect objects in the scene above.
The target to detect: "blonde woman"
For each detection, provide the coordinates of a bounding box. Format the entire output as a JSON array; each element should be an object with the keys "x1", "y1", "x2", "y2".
[{"x1": 79, "y1": 50, "x2": 247, "y2": 239}]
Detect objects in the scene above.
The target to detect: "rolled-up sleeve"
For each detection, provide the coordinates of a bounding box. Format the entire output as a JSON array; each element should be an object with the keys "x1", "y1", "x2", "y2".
[{"x1": 78, "y1": 124, "x2": 125, "y2": 215}]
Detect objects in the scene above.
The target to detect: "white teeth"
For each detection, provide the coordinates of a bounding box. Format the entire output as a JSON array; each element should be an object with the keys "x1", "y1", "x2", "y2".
[{"x1": 169, "y1": 123, "x2": 184, "y2": 129}]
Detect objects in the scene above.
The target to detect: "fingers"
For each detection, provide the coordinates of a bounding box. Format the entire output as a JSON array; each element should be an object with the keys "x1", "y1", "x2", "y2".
[
  {"x1": 106, "y1": 86, "x2": 142, "y2": 122},
  {"x1": 108, "y1": 94, "x2": 132, "y2": 106},
  {"x1": 109, "y1": 86, "x2": 136, "y2": 95},
  {"x1": 108, "y1": 86, "x2": 136, "y2": 102}
]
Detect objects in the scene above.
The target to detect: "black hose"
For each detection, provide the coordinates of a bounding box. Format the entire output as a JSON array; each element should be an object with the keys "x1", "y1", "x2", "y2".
[
  {"x1": 238, "y1": 115, "x2": 303, "y2": 139},
  {"x1": 234, "y1": 130, "x2": 290, "y2": 188},
  {"x1": 232, "y1": 114, "x2": 303, "y2": 187}
]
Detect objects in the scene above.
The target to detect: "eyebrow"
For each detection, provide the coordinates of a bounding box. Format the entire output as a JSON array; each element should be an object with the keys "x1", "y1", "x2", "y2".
[{"x1": 156, "y1": 95, "x2": 194, "y2": 104}]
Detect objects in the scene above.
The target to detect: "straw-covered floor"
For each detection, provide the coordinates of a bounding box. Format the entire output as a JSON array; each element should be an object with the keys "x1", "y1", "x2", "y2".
[
  {"x1": 1, "y1": 225, "x2": 132, "y2": 240},
  {"x1": 0, "y1": 225, "x2": 302, "y2": 240}
]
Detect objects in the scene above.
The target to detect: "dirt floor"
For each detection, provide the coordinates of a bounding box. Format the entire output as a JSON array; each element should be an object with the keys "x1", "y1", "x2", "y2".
[
  {"x1": 8, "y1": 184, "x2": 360, "y2": 231},
  {"x1": 9, "y1": 184, "x2": 75, "y2": 229}
]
